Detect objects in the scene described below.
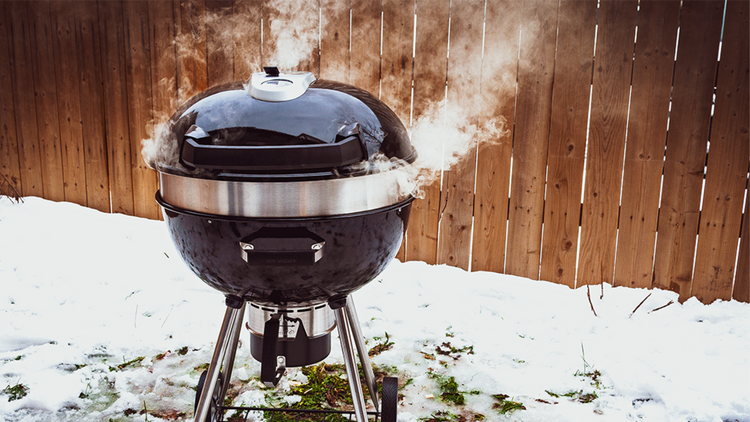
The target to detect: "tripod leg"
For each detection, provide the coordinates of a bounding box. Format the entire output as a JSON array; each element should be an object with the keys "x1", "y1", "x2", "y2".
[
  {"x1": 331, "y1": 297, "x2": 368, "y2": 422},
  {"x1": 194, "y1": 296, "x2": 244, "y2": 422},
  {"x1": 345, "y1": 296, "x2": 379, "y2": 411}
]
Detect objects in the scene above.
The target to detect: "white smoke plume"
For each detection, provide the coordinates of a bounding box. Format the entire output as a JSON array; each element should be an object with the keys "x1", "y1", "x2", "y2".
[{"x1": 265, "y1": 0, "x2": 323, "y2": 70}]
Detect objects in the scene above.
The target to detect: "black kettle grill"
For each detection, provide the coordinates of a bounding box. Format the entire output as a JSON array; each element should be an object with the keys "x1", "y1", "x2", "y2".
[{"x1": 154, "y1": 67, "x2": 416, "y2": 422}]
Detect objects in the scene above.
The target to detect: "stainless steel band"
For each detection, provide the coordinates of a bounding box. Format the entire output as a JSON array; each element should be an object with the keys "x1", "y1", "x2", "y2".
[{"x1": 159, "y1": 171, "x2": 412, "y2": 218}]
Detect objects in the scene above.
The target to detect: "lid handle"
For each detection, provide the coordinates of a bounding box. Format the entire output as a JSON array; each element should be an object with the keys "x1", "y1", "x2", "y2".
[{"x1": 180, "y1": 125, "x2": 368, "y2": 172}]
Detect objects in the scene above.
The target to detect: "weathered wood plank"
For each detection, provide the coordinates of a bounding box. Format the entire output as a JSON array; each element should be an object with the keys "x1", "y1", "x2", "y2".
[
  {"x1": 692, "y1": 0, "x2": 749, "y2": 303},
  {"x1": 176, "y1": 0, "x2": 208, "y2": 103},
  {"x1": 471, "y1": 0, "x2": 520, "y2": 274},
  {"x1": 380, "y1": 0, "x2": 414, "y2": 122},
  {"x1": 406, "y1": 0, "x2": 449, "y2": 265},
  {"x1": 124, "y1": 1, "x2": 160, "y2": 220},
  {"x1": 51, "y1": 0, "x2": 88, "y2": 206},
  {"x1": 614, "y1": 0, "x2": 680, "y2": 289},
  {"x1": 232, "y1": 0, "x2": 262, "y2": 81},
  {"x1": 75, "y1": 1, "x2": 110, "y2": 212},
  {"x1": 539, "y1": 0, "x2": 596, "y2": 287},
  {"x1": 29, "y1": 0, "x2": 65, "y2": 202},
  {"x1": 652, "y1": 0, "x2": 723, "y2": 301},
  {"x1": 350, "y1": 0, "x2": 381, "y2": 95},
  {"x1": 149, "y1": 0, "x2": 178, "y2": 119},
  {"x1": 320, "y1": 0, "x2": 350, "y2": 82},
  {"x1": 99, "y1": 0, "x2": 135, "y2": 215},
  {"x1": 0, "y1": 1, "x2": 23, "y2": 197},
  {"x1": 381, "y1": 0, "x2": 414, "y2": 262},
  {"x1": 437, "y1": 0, "x2": 484, "y2": 271},
  {"x1": 206, "y1": 0, "x2": 234, "y2": 87},
  {"x1": 7, "y1": 1, "x2": 44, "y2": 197},
  {"x1": 505, "y1": 0, "x2": 559, "y2": 279},
  {"x1": 577, "y1": 0, "x2": 637, "y2": 286}
]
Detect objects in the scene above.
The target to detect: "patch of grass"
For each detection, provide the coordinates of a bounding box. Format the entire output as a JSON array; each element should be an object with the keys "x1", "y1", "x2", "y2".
[
  {"x1": 2, "y1": 381, "x2": 29, "y2": 402},
  {"x1": 435, "y1": 342, "x2": 474, "y2": 360},
  {"x1": 368, "y1": 332, "x2": 394, "y2": 357},
  {"x1": 262, "y1": 363, "x2": 353, "y2": 422},
  {"x1": 419, "y1": 410, "x2": 461, "y2": 421},
  {"x1": 177, "y1": 346, "x2": 189, "y2": 356},
  {"x1": 427, "y1": 370, "x2": 479, "y2": 406},
  {"x1": 109, "y1": 356, "x2": 145, "y2": 372},
  {"x1": 492, "y1": 394, "x2": 525, "y2": 414},
  {"x1": 545, "y1": 389, "x2": 598, "y2": 404}
]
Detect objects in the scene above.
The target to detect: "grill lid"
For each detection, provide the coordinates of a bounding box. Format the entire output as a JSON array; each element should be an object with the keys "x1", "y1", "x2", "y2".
[{"x1": 155, "y1": 68, "x2": 415, "y2": 181}]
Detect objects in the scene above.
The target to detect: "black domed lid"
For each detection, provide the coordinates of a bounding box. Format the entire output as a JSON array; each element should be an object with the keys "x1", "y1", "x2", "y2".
[{"x1": 156, "y1": 70, "x2": 415, "y2": 181}]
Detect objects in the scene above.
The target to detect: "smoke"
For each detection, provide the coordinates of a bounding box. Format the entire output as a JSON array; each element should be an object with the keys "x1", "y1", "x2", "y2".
[
  {"x1": 402, "y1": 102, "x2": 509, "y2": 198},
  {"x1": 265, "y1": 0, "x2": 323, "y2": 70},
  {"x1": 142, "y1": 2, "x2": 526, "y2": 190}
]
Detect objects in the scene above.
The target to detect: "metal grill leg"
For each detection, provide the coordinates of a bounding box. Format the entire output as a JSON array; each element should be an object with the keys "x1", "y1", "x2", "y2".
[
  {"x1": 345, "y1": 296, "x2": 379, "y2": 411},
  {"x1": 331, "y1": 296, "x2": 368, "y2": 422},
  {"x1": 194, "y1": 297, "x2": 246, "y2": 422}
]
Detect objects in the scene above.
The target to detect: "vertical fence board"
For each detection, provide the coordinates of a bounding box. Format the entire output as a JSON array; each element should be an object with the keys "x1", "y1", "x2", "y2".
[
  {"x1": 471, "y1": 0, "x2": 520, "y2": 274},
  {"x1": 51, "y1": 1, "x2": 88, "y2": 206},
  {"x1": 7, "y1": 1, "x2": 44, "y2": 197},
  {"x1": 380, "y1": 0, "x2": 414, "y2": 122},
  {"x1": 406, "y1": 0, "x2": 449, "y2": 265},
  {"x1": 176, "y1": 0, "x2": 208, "y2": 103},
  {"x1": 614, "y1": 0, "x2": 680, "y2": 289},
  {"x1": 652, "y1": 1, "x2": 722, "y2": 301},
  {"x1": 0, "y1": 1, "x2": 22, "y2": 197},
  {"x1": 29, "y1": 1, "x2": 65, "y2": 202},
  {"x1": 232, "y1": 1, "x2": 262, "y2": 82},
  {"x1": 577, "y1": 0, "x2": 637, "y2": 286},
  {"x1": 206, "y1": 0, "x2": 234, "y2": 87},
  {"x1": 99, "y1": 0, "x2": 135, "y2": 215},
  {"x1": 149, "y1": 0, "x2": 178, "y2": 221},
  {"x1": 505, "y1": 0, "x2": 559, "y2": 279},
  {"x1": 692, "y1": 0, "x2": 749, "y2": 303},
  {"x1": 735, "y1": 187, "x2": 749, "y2": 302},
  {"x1": 381, "y1": 0, "x2": 414, "y2": 262},
  {"x1": 540, "y1": 0, "x2": 596, "y2": 287},
  {"x1": 149, "y1": 0, "x2": 178, "y2": 120},
  {"x1": 320, "y1": 0, "x2": 350, "y2": 82},
  {"x1": 124, "y1": 1, "x2": 160, "y2": 220},
  {"x1": 436, "y1": 0, "x2": 484, "y2": 271},
  {"x1": 350, "y1": 0, "x2": 380, "y2": 95},
  {"x1": 76, "y1": 1, "x2": 110, "y2": 212}
]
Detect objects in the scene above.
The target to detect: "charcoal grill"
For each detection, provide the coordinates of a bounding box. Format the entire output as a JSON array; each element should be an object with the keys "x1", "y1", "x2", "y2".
[{"x1": 153, "y1": 67, "x2": 415, "y2": 422}]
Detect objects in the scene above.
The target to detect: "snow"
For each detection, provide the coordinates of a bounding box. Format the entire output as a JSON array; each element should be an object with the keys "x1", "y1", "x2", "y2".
[{"x1": 0, "y1": 196, "x2": 748, "y2": 422}]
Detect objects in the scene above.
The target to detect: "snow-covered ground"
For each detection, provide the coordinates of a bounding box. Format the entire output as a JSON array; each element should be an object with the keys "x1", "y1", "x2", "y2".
[{"x1": 0, "y1": 197, "x2": 748, "y2": 422}]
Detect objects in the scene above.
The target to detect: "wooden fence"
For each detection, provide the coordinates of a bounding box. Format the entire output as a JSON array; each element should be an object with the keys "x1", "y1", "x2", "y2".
[{"x1": 1, "y1": 0, "x2": 747, "y2": 304}]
